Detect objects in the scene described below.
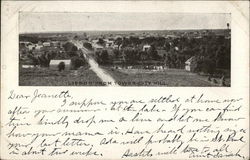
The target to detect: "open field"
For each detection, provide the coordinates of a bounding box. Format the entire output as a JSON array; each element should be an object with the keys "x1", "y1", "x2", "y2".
[
  {"x1": 19, "y1": 67, "x2": 105, "y2": 86},
  {"x1": 102, "y1": 67, "x2": 230, "y2": 87}
]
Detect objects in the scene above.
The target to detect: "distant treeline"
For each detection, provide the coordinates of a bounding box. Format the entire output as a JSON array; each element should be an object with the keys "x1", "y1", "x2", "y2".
[
  {"x1": 19, "y1": 35, "x2": 68, "y2": 43},
  {"x1": 95, "y1": 34, "x2": 230, "y2": 75}
]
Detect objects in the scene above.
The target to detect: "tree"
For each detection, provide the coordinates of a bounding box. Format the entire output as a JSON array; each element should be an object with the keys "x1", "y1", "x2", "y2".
[
  {"x1": 70, "y1": 56, "x2": 85, "y2": 70},
  {"x1": 27, "y1": 50, "x2": 57, "y2": 67},
  {"x1": 63, "y1": 42, "x2": 78, "y2": 57},
  {"x1": 164, "y1": 54, "x2": 171, "y2": 67},
  {"x1": 97, "y1": 38, "x2": 105, "y2": 46},
  {"x1": 27, "y1": 52, "x2": 39, "y2": 66},
  {"x1": 201, "y1": 58, "x2": 216, "y2": 75},
  {"x1": 73, "y1": 35, "x2": 78, "y2": 40},
  {"x1": 113, "y1": 49, "x2": 120, "y2": 58},
  {"x1": 129, "y1": 36, "x2": 140, "y2": 45},
  {"x1": 97, "y1": 50, "x2": 110, "y2": 65},
  {"x1": 115, "y1": 37, "x2": 123, "y2": 47},
  {"x1": 143, "y1": 37, "x2": 156, "y2": 44},
  {"x1": 38, "y1": 52, "x2": 50, "y2": 67},
  {"x1": 122, "y1": 37, "x2": 130, "y2": 47},
  {"x1": 58, "y1": 62, "x2": 65, "y2": 71},
  {"x1": 147, "y1": 44, "x2": 159, "y2": 60},
  {"x1": 83, "y1": 42, "x2": 93, "y2": 50},
  {"x1": 123, "y1": 48, "x2": 137, "y2": 65},
  {"x1": 139, "y1": 51, "x2": 148, "y2": 66},
  {"x1": 155, "y1": 37, "x2": 165, "y2": 47},
  {"x1": 164, "y1": 41, "x2": 170, "y2": 52}
]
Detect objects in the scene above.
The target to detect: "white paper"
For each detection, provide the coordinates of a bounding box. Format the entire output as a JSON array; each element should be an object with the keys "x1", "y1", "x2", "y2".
[{"x1": 1, "y1": 1, "x2": 249, "y2": 160}]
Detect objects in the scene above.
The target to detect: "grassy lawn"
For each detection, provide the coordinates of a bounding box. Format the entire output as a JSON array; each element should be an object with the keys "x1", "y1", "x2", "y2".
[
  {"x1": 19, "y1": 66, "x2": 230, "y2": 87},
  {"x1": 19, "y1": 67, "x2": 104, "y2": 86},
  {"x1": 102, "y1": 67, "x2": 229, "y2": 87}
]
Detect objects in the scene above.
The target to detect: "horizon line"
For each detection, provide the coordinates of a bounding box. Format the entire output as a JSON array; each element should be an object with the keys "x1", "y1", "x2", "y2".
[{"x1": 20, "y1": 28, "x2": 230, "y2": 34}]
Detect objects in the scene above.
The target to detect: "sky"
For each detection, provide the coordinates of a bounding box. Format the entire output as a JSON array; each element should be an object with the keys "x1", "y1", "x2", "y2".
[{"x1": 19, "y1": 12, "x2": 231, "y2": 33}]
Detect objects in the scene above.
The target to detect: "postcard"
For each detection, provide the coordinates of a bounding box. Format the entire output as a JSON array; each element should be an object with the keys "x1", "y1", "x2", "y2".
[{"x1": 1, "y1": 1, "x2": 249, "y2": 159}]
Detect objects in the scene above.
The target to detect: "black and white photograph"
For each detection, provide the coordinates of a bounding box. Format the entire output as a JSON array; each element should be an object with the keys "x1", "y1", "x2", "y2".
[
  {"x1": 19, "y1": 12, "x2": 231, "y2": 86},
  {"x1": 2, "y1": 1, "x2": 249, "y2": 160}
]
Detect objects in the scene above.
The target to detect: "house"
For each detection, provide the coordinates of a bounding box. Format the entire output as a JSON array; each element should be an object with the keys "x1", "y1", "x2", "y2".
[
  {"x1": 27, "y1": 44, "x2": 35, "y2": 50},
  {"x1": 92, "y1": 39, "x2": 99, "y2": 44},
  {"x1": 21, "y1": 42, "x2": 35, "y2": 50},
  {"x1": 35, "y1": 44, "x2": 43, "y2": 50},
  {"x1": 21, "y1": 59, "x2": 36, "y2": 68},
  {"x1": 185, "y1": 56, "x2": 198, "y2": 72},
  {"x1": 105, "y1": 40, "x2": 114, "y2": 48},
  {"x1": 165, "y1": 35, "x2": 179, "y2": 39},
  {"x1": 49, "y1": 59, "x2": 71, "y2": 70},
  {"x1": 113, "y1": 44, "x2": 119, "y2": 50},
  {"x1": 92, "y1": 43, "x2": 104, "y2": 51},
  {"x1": 38, "y1": 41, "x2": 43, "y2": 45},
  {"x1": 51, "y1": 41, "x2": 60, "y2": 47},
  {"x1": 142, "y1": 45, "x2": 151, "y2": 51},
  {"x1": 155, "y1": 66, "x2": 164, "y2": 70},
  {"x1": 43, "y1": 42, "x2": 51, "y2": 47},
  {"x1": 22, "y1": 65, "x2": 34, "y2": 68},
  {"x1": 127, "y1": 66, "x2": 132, "y2": 69},
  {"x1": 140, "y1": 60, "x2": 164, "y2": 70}
]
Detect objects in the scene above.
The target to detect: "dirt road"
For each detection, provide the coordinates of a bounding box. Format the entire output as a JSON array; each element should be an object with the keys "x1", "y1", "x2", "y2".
[{"x1": 73, "y1": 41, "x2": 119, "y2": 87}]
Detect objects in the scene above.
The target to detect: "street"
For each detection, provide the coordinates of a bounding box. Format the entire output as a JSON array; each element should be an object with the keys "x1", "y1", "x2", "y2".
[{"x1": 72, "y1": 40, "x2": 119, "y2": 87}]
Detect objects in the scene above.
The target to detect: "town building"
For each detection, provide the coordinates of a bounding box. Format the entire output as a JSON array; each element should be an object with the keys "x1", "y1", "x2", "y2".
[
  {"x1": 142, "y1": 45, "x2": 151, "y2": 51},
  {"x1": 43, "y1": 42, "x2": 51, "y2": 47},
  {"x1": 105, "y1": 40, "x2": 114, "y2": 48},
  {"x1": 27, "y1": 44, "x2": 35, "y2": 50},
  {"x1": 92, "y1": 43, "x2": 104, "y2": 51},
  {"x1": 185, "y1": 56, "x2": 197, "y2": 72},
  {"x1": 49, "y1": 59, "x2": 71, "y2": 70},
  {"x1": 35, "y1": 44, "x2": 43, "y2": 50}
]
